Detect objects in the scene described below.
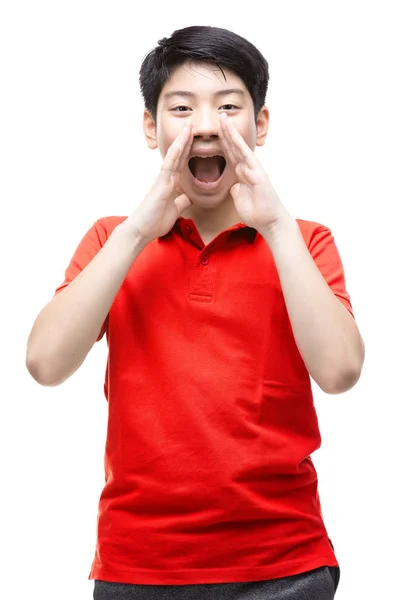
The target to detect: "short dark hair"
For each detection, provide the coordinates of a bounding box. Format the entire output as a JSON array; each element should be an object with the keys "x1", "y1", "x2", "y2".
[{"x1": 139, "y1": 25, "x2": 270, "y2": 126}]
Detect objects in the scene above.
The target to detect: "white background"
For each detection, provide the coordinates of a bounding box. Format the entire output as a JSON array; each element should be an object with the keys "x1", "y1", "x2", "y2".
[{"x1": 1, "y1": 1, "x2": 398, "y2": 598}]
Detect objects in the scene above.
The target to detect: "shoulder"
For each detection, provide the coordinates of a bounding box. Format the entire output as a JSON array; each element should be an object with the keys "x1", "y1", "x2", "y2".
[
  {"x1": 93, "y1": 215, "x2": 129, "y2": 241},
  {"x1": 295, "y1": 218, "x2": 332, "y2": 247}
]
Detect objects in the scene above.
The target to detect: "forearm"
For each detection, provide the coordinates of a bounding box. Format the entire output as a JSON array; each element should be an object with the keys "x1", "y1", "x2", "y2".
[
  {"x1": 260, "y1": 215, "x2": 365, "y2": 393},
  {"x1": 26, "y1": 222, "x2": 148, "y2": 386}
]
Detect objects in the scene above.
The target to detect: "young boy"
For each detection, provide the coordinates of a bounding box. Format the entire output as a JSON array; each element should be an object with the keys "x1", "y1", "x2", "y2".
[{"x1": 26, "y1": 25, "x2": 364, "y2": 599}]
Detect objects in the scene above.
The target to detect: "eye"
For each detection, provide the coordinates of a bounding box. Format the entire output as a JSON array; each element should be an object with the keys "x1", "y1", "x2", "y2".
[
  {"x1": 171, "y1": 104, "x2": 239, "y2": 112},
  {"x1": 172, "y1": 106, "x2": 191, "y2": 112}
]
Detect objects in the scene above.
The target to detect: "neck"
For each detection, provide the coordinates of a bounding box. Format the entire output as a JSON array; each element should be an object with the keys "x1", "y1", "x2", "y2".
[{"x1": 181, "y1": 196, "x2": 242, "y2": 235}]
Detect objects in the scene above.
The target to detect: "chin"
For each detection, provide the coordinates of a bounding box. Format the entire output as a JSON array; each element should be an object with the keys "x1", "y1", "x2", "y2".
[{"x1": 183, "y1": 187, "x2": 231, "y2": 207}]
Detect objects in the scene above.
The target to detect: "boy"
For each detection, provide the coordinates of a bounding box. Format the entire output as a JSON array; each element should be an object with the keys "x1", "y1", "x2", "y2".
[{"x1": 26, "y1": 25, "x2": 364, "y2": 599}]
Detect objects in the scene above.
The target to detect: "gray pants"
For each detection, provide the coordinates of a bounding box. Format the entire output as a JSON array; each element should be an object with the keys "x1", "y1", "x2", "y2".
[{"x1": 93, "y1": 565, "x2": 340, "y2": 599}]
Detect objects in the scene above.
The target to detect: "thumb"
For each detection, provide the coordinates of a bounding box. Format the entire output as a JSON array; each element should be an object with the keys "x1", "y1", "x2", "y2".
[
  {"x1": 230, "y1": 182, "x2": 241, "y2": 201},
  {"x1": 174, "y1": 193, "x2": 192, "y2": 215}
]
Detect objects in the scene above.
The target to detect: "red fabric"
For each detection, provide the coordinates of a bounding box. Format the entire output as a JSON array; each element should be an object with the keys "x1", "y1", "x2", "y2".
[{"x1": 54, "y1": 216, "x2": 354, "y2": 585}]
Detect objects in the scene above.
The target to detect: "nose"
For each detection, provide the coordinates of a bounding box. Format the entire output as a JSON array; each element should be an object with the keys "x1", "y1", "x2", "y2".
[{"x1": 190, "y1": 108, "x2": 221, "y2": 141}]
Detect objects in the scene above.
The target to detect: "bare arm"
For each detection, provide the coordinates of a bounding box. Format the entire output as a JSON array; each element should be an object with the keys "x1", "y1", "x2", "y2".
[
  {"x1": 27, "y1": 122, "x2": 194, "y2": 387},
  {"x1": 26, "y1": 222, "x2": 147, "y2": 387},
  {"x1": 260, "y1": 216, "x2": 365, "y2": 394}
]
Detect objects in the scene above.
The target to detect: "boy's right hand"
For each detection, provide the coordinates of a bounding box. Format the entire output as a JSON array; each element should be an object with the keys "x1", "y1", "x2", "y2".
[{"x1": 123, "y1": 122, "x2": 194, "y2": 245}]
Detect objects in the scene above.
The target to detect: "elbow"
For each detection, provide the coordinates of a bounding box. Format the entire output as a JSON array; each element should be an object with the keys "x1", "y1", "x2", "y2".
[
  {"x1": 321, "y1": 366, "x2": 363, "y2": 395},
  {"x1": 25, "y1": 358, "x2": 61, "y2": 387},
  {"x1": 26, "y1": 348, "x2": 83, "y2": 387},
  {"x1": 26, "y1": 359, "x2": 49, "y2": 386},
  {"x1": 321, "y1": 335, "x2": 366, "y2": 395}
]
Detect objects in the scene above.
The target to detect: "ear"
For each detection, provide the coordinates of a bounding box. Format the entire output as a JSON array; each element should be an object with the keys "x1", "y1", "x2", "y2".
[
  {"x1": 255, "y1": 105, "x2": 269, "y2": 147},
  {"x1": 143, "y1": 109, "x2": 158, "y2": 150}
]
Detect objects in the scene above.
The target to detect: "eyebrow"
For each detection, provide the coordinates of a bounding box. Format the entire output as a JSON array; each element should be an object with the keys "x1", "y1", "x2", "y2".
[{"x1": 162, "y1": 88, "x2": 246, "y2": 101}]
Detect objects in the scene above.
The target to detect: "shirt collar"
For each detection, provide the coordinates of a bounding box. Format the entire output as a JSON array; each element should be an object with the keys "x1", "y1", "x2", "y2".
[{"x1": 158, "y1": 217, "x2": 258, "y2": 244}]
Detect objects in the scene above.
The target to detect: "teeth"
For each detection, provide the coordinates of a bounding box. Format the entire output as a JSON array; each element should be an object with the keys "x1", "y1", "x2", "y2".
[{"x1": 192, "y1": 154, "x2": 223, "y2": 159}]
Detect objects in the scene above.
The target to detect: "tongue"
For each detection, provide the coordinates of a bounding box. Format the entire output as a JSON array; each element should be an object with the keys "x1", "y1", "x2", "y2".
[{"x1": 192, "y1": 156, "x2": 221, "y2": 182}]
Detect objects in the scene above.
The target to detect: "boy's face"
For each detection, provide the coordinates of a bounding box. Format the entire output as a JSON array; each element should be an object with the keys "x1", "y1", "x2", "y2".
[{"x1": 143, "y1": 61, "x2": 269, "y2": 208}]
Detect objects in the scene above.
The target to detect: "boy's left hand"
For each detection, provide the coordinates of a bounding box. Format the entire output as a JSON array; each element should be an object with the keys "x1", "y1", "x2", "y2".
[{"x1": 218, "y1": 112, "x2": 290, "y2": 234}]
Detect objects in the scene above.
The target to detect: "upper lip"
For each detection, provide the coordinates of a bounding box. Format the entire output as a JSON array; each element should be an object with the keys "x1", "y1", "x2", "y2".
[{"x1": 188, "y1": 149, "x2": 225, "y2": 159}]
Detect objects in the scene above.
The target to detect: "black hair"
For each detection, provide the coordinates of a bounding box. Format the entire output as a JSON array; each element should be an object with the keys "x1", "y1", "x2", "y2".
[{"x1": 139, "y1": 25, "x2": 269, "y2": 126}]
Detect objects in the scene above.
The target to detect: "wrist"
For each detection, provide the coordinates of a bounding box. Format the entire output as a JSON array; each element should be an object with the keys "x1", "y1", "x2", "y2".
[
  {"x1": 113, "y1": 220, "x2": 149, "y2": 251},
  {"x1": 259, "y1": 212, "x2": 298, "y2": 243}
]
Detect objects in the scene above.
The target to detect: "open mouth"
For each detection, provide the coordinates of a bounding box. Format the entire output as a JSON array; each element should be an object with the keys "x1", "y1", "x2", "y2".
[{"x1": 188, "y1": 156, "x2": 227, "y2": 183}]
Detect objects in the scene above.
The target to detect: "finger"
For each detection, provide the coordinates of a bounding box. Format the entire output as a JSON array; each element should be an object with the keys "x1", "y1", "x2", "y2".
[
  {"x1": 218, "y1": 114, "x2": 238, "y2": 168},
  {"x1": 222, "y1": 114, "x2": 257, "y2": 170},
  {"x1": 174, "y1": 124, "x2": 193, "y2": 195},
  {"x1": 172, "y1": 123, "x2": 192, "y2": 173},
  {"x1": 160, "y1": 124, "x2": 191, "y2": 179},
  {"x1": 176, "y1": 121, "x2": 193, "y2": 173},
  {"x1": 220, "y1": 113, "x2": 245, "y2": 165},
  {"x1": 219, "y1": 113, "x2": 243, "y2": 166}
]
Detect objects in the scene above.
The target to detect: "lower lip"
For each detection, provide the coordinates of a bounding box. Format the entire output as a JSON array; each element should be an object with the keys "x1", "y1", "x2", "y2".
[{"x1": 187, "y1": 165, "x2": 227, "y2": 191}]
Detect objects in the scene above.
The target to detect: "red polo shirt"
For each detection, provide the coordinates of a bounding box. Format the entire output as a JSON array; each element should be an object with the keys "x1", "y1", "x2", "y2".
[{"x1": 54, "y1": 215, "x2": 354, "y2": 585}]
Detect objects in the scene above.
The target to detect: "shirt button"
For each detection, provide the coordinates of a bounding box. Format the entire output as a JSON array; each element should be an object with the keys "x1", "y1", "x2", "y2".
[
  {"x1": 200, "y1": 255, "x2": 209, "y2": 265},
  {"x1": 185, "y1": 225, "x2": 192, "y2": 234}
]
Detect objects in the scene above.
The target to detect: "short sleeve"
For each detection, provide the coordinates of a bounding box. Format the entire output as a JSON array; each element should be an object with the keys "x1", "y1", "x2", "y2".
[
  {"x1": 53, "y1": 219, "x2": 109, "y2": 341},
  {"x1": 308, "y1": 225, "x2": 355, "y2": 319}
]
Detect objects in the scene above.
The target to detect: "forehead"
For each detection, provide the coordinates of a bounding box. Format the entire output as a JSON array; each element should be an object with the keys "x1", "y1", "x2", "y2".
[{"x1": 159, "y1": 61, "x2": 251, "y2": 104}]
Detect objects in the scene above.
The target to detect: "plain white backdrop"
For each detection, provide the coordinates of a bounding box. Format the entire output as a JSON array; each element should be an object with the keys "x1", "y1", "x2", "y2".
[{"x1": 1, "y1": 1, "x2": 398, "y2": 598}]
